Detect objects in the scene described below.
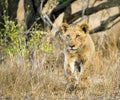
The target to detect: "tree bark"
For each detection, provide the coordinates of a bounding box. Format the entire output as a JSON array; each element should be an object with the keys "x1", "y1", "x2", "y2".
[
  {"x1": 8, "y1": 0, "x2": 19, "y2": 22},
  {"x1": 0, "y1": 0, "x2": 4, "y2": 28},
  {"x1": 22, "y1": 0, "x2": 48, "y2": 29}
]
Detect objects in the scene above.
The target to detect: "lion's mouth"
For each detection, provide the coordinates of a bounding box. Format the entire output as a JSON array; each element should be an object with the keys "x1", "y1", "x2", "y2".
[
  {"x1": 70, "y1": 48, "x2": 77, "y2": 51},
  {"x1": 67, "y1": 48, "x2": 78, "y2": 53}
]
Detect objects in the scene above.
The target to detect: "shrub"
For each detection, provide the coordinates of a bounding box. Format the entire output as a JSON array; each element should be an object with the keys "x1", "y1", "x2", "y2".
[{"x1": 0, "y1": 17, "x2": 53, "y2": 57}]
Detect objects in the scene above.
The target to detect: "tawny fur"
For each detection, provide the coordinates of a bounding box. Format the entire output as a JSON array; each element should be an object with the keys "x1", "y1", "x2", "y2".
[{"x1": 61, "y1": 23, "x2": 95, "y2": 86}]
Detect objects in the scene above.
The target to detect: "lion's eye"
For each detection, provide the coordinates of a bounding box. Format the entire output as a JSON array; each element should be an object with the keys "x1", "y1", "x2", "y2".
[
  {"x1": 66, "y1": 34, "x2": 70, "y2": 39},
  {"x1": 76, "y1": 34, "x2": 80, "y2": 39}
]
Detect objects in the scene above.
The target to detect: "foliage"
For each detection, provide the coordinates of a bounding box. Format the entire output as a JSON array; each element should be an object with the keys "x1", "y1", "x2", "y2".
[
  {"x1": 28, "y1": 25, "x2": 53, "y2": 53},
  {"x1": 0, "y1": 17, "x2": 26, "y2": 56},
  {"x1": 0, "y1": 17, "x2": 53, "y2": 57}
]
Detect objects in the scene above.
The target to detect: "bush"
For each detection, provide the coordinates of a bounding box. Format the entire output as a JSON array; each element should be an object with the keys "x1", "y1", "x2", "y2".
[{"x1": 0, "y1": 17, "x2": 53, "y2": 57}]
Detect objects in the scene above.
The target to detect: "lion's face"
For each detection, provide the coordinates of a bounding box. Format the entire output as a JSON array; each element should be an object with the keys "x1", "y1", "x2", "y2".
[{"x1": 61, "y1": 23, "x2": 89, "y2": 53}]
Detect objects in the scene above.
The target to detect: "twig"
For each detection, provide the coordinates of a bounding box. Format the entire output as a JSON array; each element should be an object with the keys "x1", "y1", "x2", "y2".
[
  {"x1": 24, "y1": 17, "x2": 41, "y2": 35},
  {"x1": 39, "y1": 0, "x2": 57, "y2": 29},
  {"x1": 82, "y1": 0, "x2": 89, "y2": 19},
  {"x1": 107, "y1": 19, "x2": 120, "y2": 30},
  {"x1": 39, "y1": 0, "x2": 49, "y2": 25},
  {"x1": 72, "y1": 0, "x2": 90, "y2": 25}
]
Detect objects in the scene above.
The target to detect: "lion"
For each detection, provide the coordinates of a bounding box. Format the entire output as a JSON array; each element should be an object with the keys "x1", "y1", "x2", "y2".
[{"x1": 60, "y1": 23, "x2": 95, "y2": 89}]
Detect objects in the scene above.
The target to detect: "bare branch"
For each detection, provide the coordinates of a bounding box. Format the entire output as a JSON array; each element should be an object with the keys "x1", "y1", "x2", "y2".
[
  {"x1": 55, "y1": 13, "x2": 120, "y2": 42},
  {"x1": 107, "y1": 19, "x2": 120, "y2": 30},
  {"x1": 90, "y1": 13, "x2": 120, "y2": 34},
  {"x1": 63, "y1": 5, "x2": 72, "y2": 22},
  {"x1": 49, "y1": 0, "x2": 76, "y2": 23},
  {"x1": 67, "y1": 0, "x2": 120, "y2": 24},
  {"x1": 82, "y1": 0, "x2": 89, "y2": 19},
  {"x1": 24, "y1": 17, "x2": 41, "y2": 35}
]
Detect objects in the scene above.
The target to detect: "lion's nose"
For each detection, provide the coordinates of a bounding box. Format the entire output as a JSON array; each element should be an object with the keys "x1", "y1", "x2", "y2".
[{"x1": 69, "y1": 44, "x2": 75, "y2": 48}]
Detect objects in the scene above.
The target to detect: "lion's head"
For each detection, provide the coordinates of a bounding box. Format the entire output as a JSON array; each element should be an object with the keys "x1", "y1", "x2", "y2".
[{"x1": 61, "y1": 23, "x2": 89, "y2": 53}]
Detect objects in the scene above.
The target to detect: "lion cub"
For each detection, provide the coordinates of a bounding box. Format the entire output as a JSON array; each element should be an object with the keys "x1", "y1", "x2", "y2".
[{"x1": 61, "y1": 23, "x2": 95, "y2": 87}]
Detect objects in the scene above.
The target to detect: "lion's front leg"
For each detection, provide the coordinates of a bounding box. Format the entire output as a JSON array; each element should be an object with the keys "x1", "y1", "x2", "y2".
[
  {"x1": 74, "y1": 61, "x2": 83, "y2": 86},
  {"x1": 64, "y1": 55, "x2": 76, "y2": 82},
  {"x1": 64, "y1": 61, "x2": 77, "y2": 91},
  {"x1": 64, "y1": 62, "x2": 81, "y2": 91},
  {"x1": 75, "y1": 60, "x2": 91, "y2": 83},
  {"x1": 64, "y1": 63, "x2": 75, "y2": 83},
  {"x1": 65, "y1": 66, "x2": 77, "y2": 91}
]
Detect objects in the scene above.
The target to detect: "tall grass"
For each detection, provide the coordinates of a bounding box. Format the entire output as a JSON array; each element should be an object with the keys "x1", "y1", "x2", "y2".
[{"x1": 0, "y1": 20, "x2": 120, "y2": 99}]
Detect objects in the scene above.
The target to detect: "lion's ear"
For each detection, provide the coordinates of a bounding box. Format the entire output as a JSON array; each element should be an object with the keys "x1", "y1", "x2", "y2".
[
  {"x1": 61, "y1": 23, "x2": 69, "y2": 32},
  {"x1": 80, "y1": 23, "x2": 89, "y2": 34}
]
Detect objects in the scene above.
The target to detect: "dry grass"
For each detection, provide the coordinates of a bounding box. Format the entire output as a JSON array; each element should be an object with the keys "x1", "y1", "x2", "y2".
[
  {"x1": 0, "y1": 31, "x2": 120, "y2": 100},
  {"x1": 0, "y1": 0, "x2": 119, "y2": 99}
]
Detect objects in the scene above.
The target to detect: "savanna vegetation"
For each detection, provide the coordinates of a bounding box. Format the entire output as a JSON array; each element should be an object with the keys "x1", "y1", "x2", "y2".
[{"x1": 0, "y1": 0, "x2": 120, "y2": 100}]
